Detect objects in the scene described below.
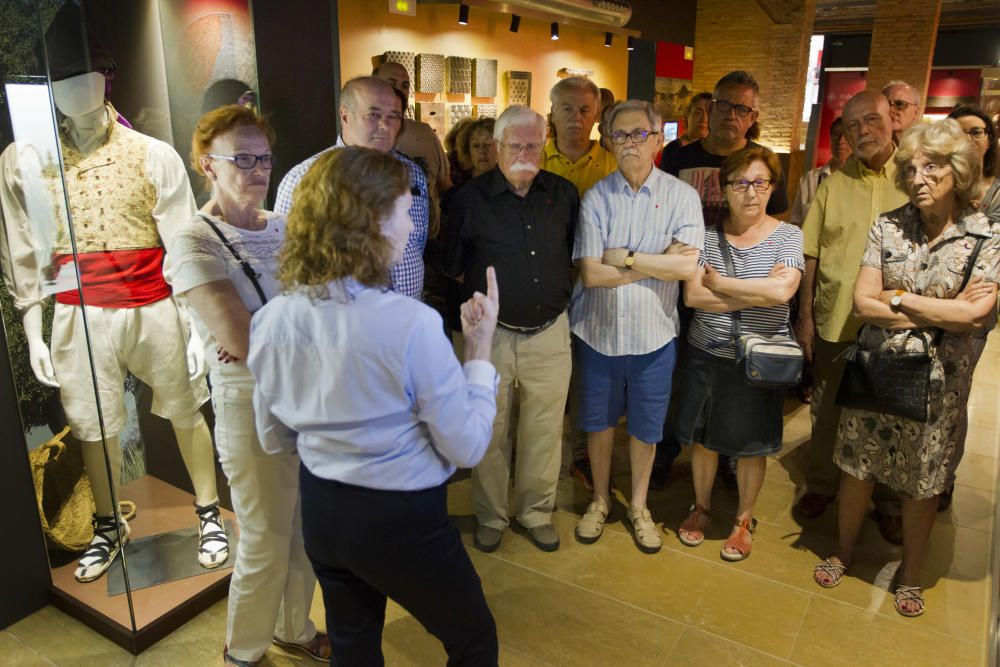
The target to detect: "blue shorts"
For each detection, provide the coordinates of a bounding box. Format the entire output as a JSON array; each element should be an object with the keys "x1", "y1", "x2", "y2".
[{"x1": 575, "y1": 337, "x2": 677, "y2": 445}]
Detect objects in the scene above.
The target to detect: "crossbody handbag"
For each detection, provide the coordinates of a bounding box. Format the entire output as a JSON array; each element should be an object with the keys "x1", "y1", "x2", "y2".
[
  {"x1": 198, "y1": 214, "x2": 268, "y2": 307},
  {"x1": 834, "y1": 235, "x2": 985, "y2": 422},
  {"x1": 717, "y1": 227, "x2": 804, "y2": 389}
]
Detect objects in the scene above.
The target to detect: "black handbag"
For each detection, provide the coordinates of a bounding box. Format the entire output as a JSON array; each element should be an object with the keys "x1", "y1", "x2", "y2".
[
  {"x1": 834, "y1": 236, "x2": 985, "y2": 422},
  {"x1": 716, "y1": 227, "x2": 804, "y2": 389}
]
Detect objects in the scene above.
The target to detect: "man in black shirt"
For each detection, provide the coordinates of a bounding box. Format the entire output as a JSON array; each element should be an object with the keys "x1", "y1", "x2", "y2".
[{"x1": 444, "y1": 105, "x2": 579, "y2": 554}]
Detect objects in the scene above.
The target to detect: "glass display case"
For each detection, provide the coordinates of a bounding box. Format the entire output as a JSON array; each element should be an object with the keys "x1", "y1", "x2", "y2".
[{"x1": 0, "y1": 0, "x2": 259, "y2": 652}]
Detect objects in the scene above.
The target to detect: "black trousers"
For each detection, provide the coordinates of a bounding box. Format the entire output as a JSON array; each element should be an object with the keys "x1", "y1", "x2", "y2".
[{"x1": 299, "y1": 465, "x2": 498, "y2": 666}]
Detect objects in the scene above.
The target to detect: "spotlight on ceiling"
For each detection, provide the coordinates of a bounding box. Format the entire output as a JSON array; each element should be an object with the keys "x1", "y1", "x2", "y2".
[
  {"x1": 458, "y1": 3, "x2": 469, "y2": 25},
  {"x1": 550, "y1": 22, "x2": 559, "y2": 41},
  {"x1": 627, "y1": 35, "x2": 635, "y2": 51},
  {"x1": 605, "y1": 32, "x2": 613, "y2": 47},
  {"x1": 510, "y1": 14, "x2": 521, "y2": 33}
]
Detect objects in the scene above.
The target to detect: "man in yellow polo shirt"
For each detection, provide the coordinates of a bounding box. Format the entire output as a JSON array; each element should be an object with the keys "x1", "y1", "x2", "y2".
[
  {"x1": 542, "y1": 77, "x2": 617, "y2": 196},
  {"x1": 542, "y1": 76, "x2": 617, "y2": 489},
  {"x1": 796, "y1": 90, "x2": 909, "y2": 542}
]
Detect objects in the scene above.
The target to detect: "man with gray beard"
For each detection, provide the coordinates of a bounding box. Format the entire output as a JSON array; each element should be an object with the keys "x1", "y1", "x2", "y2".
[{"x1": 444, "y1": 106, "x2": 579, "y2": 554}]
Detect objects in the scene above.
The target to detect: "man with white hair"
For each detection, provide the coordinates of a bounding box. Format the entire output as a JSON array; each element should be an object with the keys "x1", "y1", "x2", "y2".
[
  {"x1": 881, "y1": 80, "x2": 923, "y2": 143},
  {"x1": 444, "y1": 105, "x2": 579, "y2": 554}
]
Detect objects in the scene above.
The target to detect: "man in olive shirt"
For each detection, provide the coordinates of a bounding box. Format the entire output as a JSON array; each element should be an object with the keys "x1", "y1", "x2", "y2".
[
  {"x1": 541, "y1": 76, "x2": 618, "y2": 490},
  {"x1": 796, "y1": 91, "x2": 909, "y2": 540},
  {"x1": 445, "y1": 106, "x2": 579, "y2": 554}
]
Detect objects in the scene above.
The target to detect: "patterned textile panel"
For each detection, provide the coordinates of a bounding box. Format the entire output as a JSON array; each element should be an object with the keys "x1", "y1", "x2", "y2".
[
  {"x1": 415, "y1": 53, "x2": 445, "y2": 94},
  {"x1": 380, "y1": 51, "x2": 416, "y2": 85},
  {"x1": 506, "y1": 71, "x2": 532, "y2": 106},
  {"x1": 446, "y1": 56, "x2": 472, "y2": 94},
  {"x1": 474, "y1": 104, "x2": 497, "y2": 119},
  {"x1": 448, "y1": 104, "x2": 473, "y2": 126},
  {"x1": 472, "y1": 58, "x2": 498, "y2": 97}
]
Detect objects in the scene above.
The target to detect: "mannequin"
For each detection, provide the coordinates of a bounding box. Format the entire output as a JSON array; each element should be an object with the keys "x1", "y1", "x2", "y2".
[{"x1": 0, "y1": 65, "x2": 227, "y2": 583}]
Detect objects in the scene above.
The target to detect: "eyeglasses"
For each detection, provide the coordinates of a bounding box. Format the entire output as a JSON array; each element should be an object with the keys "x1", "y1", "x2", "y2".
[
  {"x1": 499, "y1": 141, "x2": 542, "y2": 154},
  {"x1": 902, "y1": 162, "x2": 950, "y2": 181},
  {"x1": 888, "y1": 99, "x2": 918, "y2": 111},
  {"x1": 726, "y1": 179, "x2": 773, "y2": 193},
  {"x1": 712, "y1": 99, "x2": 755, "y2": 118},
  {"x1": 610, "y1": 129, "x2": 660, "y2": 145},
  {"x1": 963, "y1": 127, "x2": 988, "y2": 139},
  {"x1": 208, "y1": 153, "x2": 274, "y2": 169}
]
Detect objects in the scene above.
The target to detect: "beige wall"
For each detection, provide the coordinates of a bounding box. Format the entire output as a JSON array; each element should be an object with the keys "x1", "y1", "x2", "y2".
[{"x1": 337, "y1": 2, "x2": 629, "y2": 118}]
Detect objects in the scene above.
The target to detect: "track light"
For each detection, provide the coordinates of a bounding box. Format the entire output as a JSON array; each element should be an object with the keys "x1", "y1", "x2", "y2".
[
  {"x1": 605, "y1": 32, "x2": 613, "y2": 47},
  {"x1": 458, "y1": 3, "x2": 469, "y2": 25},
  {"x1": 627, "y1": 35, "x2": 635, "y2": 51},
  {"x1": 550, "y1": 22, "x2": 559, "y2": 41},
  {"x1": 510, "y1": 14, "x2": 521, "y2": 33}
]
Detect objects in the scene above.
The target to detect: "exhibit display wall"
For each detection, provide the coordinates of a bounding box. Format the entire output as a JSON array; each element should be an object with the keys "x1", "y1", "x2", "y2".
[{"x1": 338, "y1": 2, "x2": 630, "y2": 128}]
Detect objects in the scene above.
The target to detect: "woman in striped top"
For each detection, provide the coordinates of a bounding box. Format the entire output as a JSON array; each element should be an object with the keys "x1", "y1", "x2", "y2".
[{"x1": 673, "y1": 146, "x2": 804, "y2": 561}]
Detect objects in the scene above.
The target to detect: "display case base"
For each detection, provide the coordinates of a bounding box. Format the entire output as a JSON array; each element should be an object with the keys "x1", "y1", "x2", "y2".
[{"x1": 48, "y1": 475, "x2": 236, "y2": 654}]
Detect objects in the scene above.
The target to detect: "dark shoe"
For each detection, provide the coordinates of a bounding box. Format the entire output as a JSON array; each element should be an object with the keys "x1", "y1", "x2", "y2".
[
  {"x1": 649, "y1": 453, "x2": 677, "y2": 491},
  {"x1": 526, "y1": 524, "x2": 560, "y2": 552},
  {"x1": 569, "y1": 457, "x2": 594, "y2": 492},
  {"x1": 474, "y1": 525, "x2": 502, "y2": 553},
  {"x1": 273, "y1": 632, "x2": 332, "y2": 663},
  {"x1": 224, "y1": 647, "x2": 258, "y2": 666},
  {"x1": 937, "y1": 483, "x2": 955, "y2": 512},
  {"x1": 874, "y1": 509, "x2": 904, "y2": 546},
  {"x1": 794, "y1": 492, "x2": 835, "y2": 520}
]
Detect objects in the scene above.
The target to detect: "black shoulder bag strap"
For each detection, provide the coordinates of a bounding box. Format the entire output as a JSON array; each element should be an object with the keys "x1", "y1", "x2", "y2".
[
  {"x1": 197, "y1": 214, "x2": 268, "y2": 307},
  {"x1": 716, "y1": 225, "x2": 742, "y2": 349},
  {"x1": 930, "y1": 235, "x2": 985, "y2": 346}
]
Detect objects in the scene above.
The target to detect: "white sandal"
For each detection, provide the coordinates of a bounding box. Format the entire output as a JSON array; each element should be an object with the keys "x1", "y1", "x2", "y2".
[
  {"x1": 196, "y1": 501, "x2": 229, "y2": 568},
  {"x1": 74, "y1": 514, "x2": 130, "y2": 583}
]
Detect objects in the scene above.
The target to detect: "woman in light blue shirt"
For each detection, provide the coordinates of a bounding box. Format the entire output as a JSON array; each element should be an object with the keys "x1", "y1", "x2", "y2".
[{"x1": 247, "y1": 146, "x2": 501, "y2": 665}]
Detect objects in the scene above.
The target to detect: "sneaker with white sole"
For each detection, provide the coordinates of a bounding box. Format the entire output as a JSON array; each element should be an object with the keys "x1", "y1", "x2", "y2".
[
  {"x1": 626, "y1": 506, "x2": 662, "y2": 554},
  {"x1": 74, "y1": 514, "x2": 130, "y2": 583},
  {"x1": 196, "y1": 501, "x2": 229, "y2": 568}
]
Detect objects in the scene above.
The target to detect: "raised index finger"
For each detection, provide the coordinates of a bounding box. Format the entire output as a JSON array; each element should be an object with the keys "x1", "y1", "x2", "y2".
[{"x1": 485, "y1": 266, "x2": 499, "y2": 306}]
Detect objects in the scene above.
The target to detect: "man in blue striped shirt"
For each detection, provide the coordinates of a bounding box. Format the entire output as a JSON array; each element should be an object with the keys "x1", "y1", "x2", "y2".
[
  {"x1": 570, "y1": 100, "x2": 704, "y2": 554},
  {"x1": 274, "y1": 77, "x2": 429, "y2": 300}
]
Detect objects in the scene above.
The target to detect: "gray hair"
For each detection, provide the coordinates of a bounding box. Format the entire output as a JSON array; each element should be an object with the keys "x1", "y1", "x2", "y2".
[
  {"x1": 493, "y1": 105, "x2": 547, "y2": 142},
  {"x1": 549, "y1": 76, "x2": 600, "y2": 105},
  {"x1": 340, "y1": 76, "x2": 396, "y2": 112},
  {"x1": 894, "y1": 119, "x2": 982, "y2": 206},
  {"x1": 882, "y1": 80, "x2": 921, "y2": 103},
  {"x1": 605, "y1": 99, "x2": 662, "y2": 135}
]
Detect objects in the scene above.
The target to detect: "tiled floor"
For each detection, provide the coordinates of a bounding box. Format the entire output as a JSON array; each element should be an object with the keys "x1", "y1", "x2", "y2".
[{"x1": 5, "y1": 337, "x2": 999, "y2": 666}]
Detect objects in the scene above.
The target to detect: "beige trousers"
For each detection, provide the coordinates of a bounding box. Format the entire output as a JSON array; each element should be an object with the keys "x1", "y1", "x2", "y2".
[{"x1": 473, "y1": 312, "x2": 572, "y2": 530}]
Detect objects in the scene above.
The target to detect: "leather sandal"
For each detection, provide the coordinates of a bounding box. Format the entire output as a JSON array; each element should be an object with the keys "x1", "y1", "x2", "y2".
[
  {"x1": 894, "y1": 585, "x2": 925, "y2": 617},
  {"x1": 720, "y1": 517, "x2": 756, "y2": 562},
  {"x1": 813, "y1": 558, "x2": 848, "y2": 588},
  {"x1": 273, "y1": 632, "x2": 332, "y2": 663},
  {"x1": 678, "y1": 504, "x2": 711, "y2": 547}
]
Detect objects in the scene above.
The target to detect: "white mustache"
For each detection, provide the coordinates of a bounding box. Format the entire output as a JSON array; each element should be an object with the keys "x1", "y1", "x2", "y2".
[{"x1": 508, "y1": 162, "x2": 538, "y2": 174}]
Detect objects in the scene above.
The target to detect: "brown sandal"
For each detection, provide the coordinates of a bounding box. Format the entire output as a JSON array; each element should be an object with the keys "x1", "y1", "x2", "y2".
[
  {"x1": 813, "y1": 558, "x2": 848, "y2": 588},
  {"x1": 678, "y1": 504, "x2": 711, "y2": 547},
  {"x1": 721, "y1": 517, "x2": 756, "y2": 561}
]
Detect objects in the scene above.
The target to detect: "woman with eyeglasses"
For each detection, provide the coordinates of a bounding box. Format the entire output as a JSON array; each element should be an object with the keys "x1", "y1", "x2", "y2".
[
  {"x1": 170, "y1": 105, "x2": 330, "y2": 666},
  {"x1": 948, "y1": 105, "x2": 999, "y2": 222},
  {"x1": 813, "y1": 119, "x2": 1000, "y2": 618},
  {"x1": 674, "y1": 145, "x2": 803, "y2": 561}
]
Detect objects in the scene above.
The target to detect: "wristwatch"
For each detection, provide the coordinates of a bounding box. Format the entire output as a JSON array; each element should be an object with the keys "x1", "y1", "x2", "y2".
[
  {"x1": 624, "y1": 250, "x2": 636, "y2": 269},
  {"x1": 889, "y1": 289, "x2": 905, "y2": 310}
]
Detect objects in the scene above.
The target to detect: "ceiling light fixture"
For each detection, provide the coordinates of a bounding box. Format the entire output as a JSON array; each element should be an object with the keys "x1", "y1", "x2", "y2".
[
  {"x1": 510, "y1": 14, "x2": 521, "y2": 32},
  {"x1": 458, "y1": 3, "x2": 469, "y2": 25},
  {"x1": 551, "y1": 22, "x2": 559, "y2": 41},
  {"x1": 605, "y1": 32, "x2": 613, "y2": 47}
]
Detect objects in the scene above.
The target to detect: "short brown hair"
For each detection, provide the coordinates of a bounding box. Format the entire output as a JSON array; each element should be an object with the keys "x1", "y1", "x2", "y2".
[
  {"x1": 191, "y1": 105, "x2": 276, "y2": 188},
  {"x1": 456, "y1": 117, "x2": 496, "y2": 170},
  {"x1": 278, "y1": 147, "x2": 411, "y2": 297},
  {"x1": 719, "y1": 145, "x2": 782, "y2": 186}
]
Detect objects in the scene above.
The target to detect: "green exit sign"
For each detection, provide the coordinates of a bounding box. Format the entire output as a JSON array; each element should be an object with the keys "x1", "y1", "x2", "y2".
[{"x1": 388, "y1": 0, "x2": 416, "y2": 15}]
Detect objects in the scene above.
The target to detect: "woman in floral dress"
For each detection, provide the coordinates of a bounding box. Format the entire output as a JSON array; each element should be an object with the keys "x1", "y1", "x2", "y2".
[{"x1": 812, "y1": 119, "x2": 1000, "y2": 618}]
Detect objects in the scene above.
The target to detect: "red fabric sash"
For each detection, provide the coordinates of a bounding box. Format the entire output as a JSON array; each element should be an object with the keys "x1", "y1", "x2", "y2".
[{"x1": 53, "y1": 248, "x2": 172, "y2": 307}]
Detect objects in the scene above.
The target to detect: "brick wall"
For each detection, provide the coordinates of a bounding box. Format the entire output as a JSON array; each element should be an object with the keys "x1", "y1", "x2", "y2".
[
  {"x1": 866, "y1": 0, "x2": 942, "y2": 102},
  {"x1": 692, "y1": 0, "x2": 817, "y2": 154}
]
